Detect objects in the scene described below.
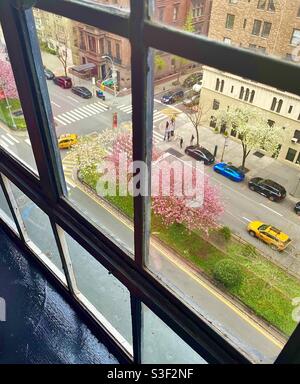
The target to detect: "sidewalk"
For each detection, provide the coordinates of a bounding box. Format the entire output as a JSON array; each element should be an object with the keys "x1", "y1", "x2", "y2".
[{"x1": 161, "y1": 120, "x2": 300, "y2": 200}]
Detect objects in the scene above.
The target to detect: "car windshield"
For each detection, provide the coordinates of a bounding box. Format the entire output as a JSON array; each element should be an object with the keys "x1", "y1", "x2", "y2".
[
  {"x1": 258, "y1": 224, "x2": 269, "y2": 231},
  {"x1": 227, "y1": 165, "x2": 240, "y2": 172}
]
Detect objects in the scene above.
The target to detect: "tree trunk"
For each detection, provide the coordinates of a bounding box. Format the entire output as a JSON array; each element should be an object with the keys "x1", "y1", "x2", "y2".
[{"x1": 195, "y1": 126, "x2": 200, "y2": 147}]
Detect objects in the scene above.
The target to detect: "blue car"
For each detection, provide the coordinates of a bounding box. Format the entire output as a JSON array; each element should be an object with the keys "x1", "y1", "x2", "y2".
[{"x1": 213, "y1": 162, "x2": 245, "y2": 182}]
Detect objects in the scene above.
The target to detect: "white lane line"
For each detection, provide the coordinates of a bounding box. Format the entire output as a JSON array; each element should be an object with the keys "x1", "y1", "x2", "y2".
[
  {"x1": 77, "y1": 107, "x2": 93, "y2": 117},
  {"x1": 259, "y1": 203, "x2": 283, "y2": 216},
  {"x1": 57, "y1": 114, "x2": 74, "y2": 124},
  {"x1": 81, "y1": 105, "x2": 97, "y2": 115},
  {"x1": 64, "y1": 111, "x2": 81, "y2": 121},
  {"x1": 67, "y1": 96, "x2": 80, "y2": 103},
  {"x1": 0, "y1": 139, "x2": 9, "y2": 149},
  {"x1": 153, "y1": 115, "x2": 166, "y2": 123},
  {"x1": 1, "y1": 135, "x2": 14, "y2": 145},
  {"x1": 242, "y1": 217, "x2": 252, "y2": 223},
  {"x1": 66, "y1": 179, "x2": 76, "y2": 188},
  {"x1": 51, "y1": 101, "x2": 61, "y2": 108},
  {"x1": 6, "y1": 133, "x2": 19, "y2": 143},
  {"x1": 118, "y1": 104, "x2": 126, "y2": 108},
  {"x1": 95, "y1": 101, "x2": 109, "y2": 110},
  {"x1": 153, "y1": 131, "x2": 164, "y2": 140},
  {"x1": 73, "y1": 108, "x2": 90, "y2": 118},
  {"x1": 54, "y1": 116, "x2": 67, "y2": 126},
  {"x1": 88, "y1": 104, "x2": 106, "y2": 113},
  {"x1": 69, "y1": 110, "x2": 85, "y2": 119},
  {"x1": 25, "y1": 138, "x2": 31, "y2": 146}
]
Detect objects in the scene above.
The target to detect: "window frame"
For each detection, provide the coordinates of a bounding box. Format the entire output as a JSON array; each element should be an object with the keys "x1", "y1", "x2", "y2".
[{"x1": 0, "y1": 0, "x2": 299, "y2": 365}]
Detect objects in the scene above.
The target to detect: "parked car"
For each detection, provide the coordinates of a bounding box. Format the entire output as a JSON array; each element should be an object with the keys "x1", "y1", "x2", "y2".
[
  {"x1": 294, "y1": 202, "x2": 300, "y2": 215},
  {"x1": 44, "y1": 68, "x2": 55, "y2": 80},
  {"x1": 183, "y1": 94, "x2": 200, "y2": 108},
  {"x1": 248, "y1": 177, "x2": 286, "y2": 201},
  {"x1": 53, "y1": 76, "x2": 72, "y2": 89},
  {"x1": 161, "y1": 89, "x2": 184, "y2": 104},
  {"x1": 71, "y1": 86, "x2": 92, "y2": 99},
  {"x1": 185, "y1": 145, "x2": 215, "y2": 165},
  {"x1": 183, "y1": 72, "x2": 203, "y2": 88},
  {"x1": 213, "y1": 162, "x2": 245, "y2": 182},
  {"x1": 58, "y1": 133, "x2": 78, "y2": 149},
  {"x1": 247, "y1": 221, "x2": 291, "y2": 251}
]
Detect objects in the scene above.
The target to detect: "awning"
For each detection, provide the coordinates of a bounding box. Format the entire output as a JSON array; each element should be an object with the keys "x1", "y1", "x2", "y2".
[{"x1": 70, "y1": 63, "x2": 96, "y2": 73}]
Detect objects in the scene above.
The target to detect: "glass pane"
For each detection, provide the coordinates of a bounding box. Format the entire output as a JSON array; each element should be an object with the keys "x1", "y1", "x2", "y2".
[
  {"x1": 9, "y1": 182, "x2": 65, "y2": 277},
  {"x1": 0, "y1": 24, "x2": 37, "y2": 173},
  {"x1": 0, "y1": 180, "x2": 17, "y2": 231},
  {"x1": 64, "y1": 231, "x2": 132, "y2": 349},
  {"x1": 63, "y1": 0, "x2": 130, "y2": 11},
  {"x1": 148, "y1": 47, "x2": 300, "y2": 363},
  {"x1": 33, "y1": 9, "x2": 134, "y2": 257},
  {"x1": 142, "y1": 303, "x2": 206, "y2": 364}
]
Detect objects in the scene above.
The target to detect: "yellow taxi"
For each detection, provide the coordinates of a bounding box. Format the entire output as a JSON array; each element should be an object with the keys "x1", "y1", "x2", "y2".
[
  {"x1": 58, "y1": 134, "x2": 78, "y2": 149},
  {"x1": 247, "y1": 221, "x2": 291, "y2": 251}
]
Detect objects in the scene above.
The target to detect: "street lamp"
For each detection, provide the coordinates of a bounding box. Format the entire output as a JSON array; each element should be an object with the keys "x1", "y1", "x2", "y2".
[
  {"x1": 220, "y1": 135, "x2": 228, "y2": 162},
  {"x1": 102, "y1": 55, "x2": 117, "y2": 107}
]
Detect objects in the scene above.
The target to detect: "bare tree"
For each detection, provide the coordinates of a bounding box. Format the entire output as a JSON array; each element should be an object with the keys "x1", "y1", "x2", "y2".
[
  {"x1": 183, "y1": 101, "x2": 210, "y2": 147},
  {"x1": 53, "y1": 22, "x2": 70, "y2": 77}
]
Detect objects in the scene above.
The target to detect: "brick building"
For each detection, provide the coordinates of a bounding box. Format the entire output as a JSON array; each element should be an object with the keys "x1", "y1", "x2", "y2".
[{"x1": 199, "y1": 0, "x2": 300, "y2": 168}]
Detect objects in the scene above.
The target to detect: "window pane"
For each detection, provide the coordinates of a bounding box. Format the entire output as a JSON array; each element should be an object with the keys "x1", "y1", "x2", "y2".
[
  {"x1": 0, "y1": 24, "x2": 38, "y2": 174},
  {"x1": 33, "y1": 10, "x2": 134, "y2": 257},
  {"x1": 9, "y1": 182, "x2": 65, "y2": 278},
  {"x1": 64, "y1": 231, "x2": 133, "y2": 349},
  {"x1": 142, "y1": 303, "x2": 206, "y2": 364},
  {"x1": 148, "y1": 47, "x2": 300, "y2": 363},
  {"x1": 63, "y1": 0, "x2": 130, "y2": 11},
  {"x1": 0, "y1": 179, "x2": 17, "y2": 231}
]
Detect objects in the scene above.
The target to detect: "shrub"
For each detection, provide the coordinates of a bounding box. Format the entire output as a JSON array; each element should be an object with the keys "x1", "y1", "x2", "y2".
[
  {"x1": 213, "y1": 259, "x2": 242, "y2": 288},
  {"x1": 214, "y1": 127, "x2": 219, "y2": 133},
  {"x1": 219, "y1": 226, "x2": 231, "y2": 241},
  {"x1": 241, "y1": 244, "x2": 257, "y2": 258}
]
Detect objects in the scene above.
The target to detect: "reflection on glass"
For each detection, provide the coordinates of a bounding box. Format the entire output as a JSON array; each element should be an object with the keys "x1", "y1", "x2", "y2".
[
  {"x1": 0, "y1": 181, "x2": 17, "y2": 231},
  {"x1": 33, "y1": 9, "x2": 134, "y2": 256},
  {"x1": 65, "y1": 231, "x2": 133, "y2": 349},
  {"x1": 10, "y1": 182, "x2": 64, "y2": 275},
  {"x1": 0, "y1": 25, "x2": 37, "y2": 173},
  {"x1": 142, "y1": 303, "x2": 206, "y2": 364}
]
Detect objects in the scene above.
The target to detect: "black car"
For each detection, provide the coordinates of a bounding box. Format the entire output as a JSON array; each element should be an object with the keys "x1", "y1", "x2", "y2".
[
  {"x1": 183, "y1": 72, "x2": 203, "y2": 88},
  {"x1": 44, "y1": 68, "x2": 55, "y2": 80},
  {"x1": 161, "y1": 89, "x2": 184, "y2": 104},
  {"x1": 71, "y1": 86, "x2": 93, "y2": 99},
  {"x1": 185, "y1": 145, "x2": 215, "y2": 165},
  {"x1": 295, "y1": 202, "x2": 300, "y2": 215},
  {"x1": 248, "y1": 177, "x2": 286, "y2": 201}
]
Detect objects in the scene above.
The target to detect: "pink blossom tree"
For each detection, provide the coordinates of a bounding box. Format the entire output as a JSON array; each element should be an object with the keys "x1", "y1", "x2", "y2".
[{"x1": 0, "y1": 59, "x2": 18, "y2": 99}]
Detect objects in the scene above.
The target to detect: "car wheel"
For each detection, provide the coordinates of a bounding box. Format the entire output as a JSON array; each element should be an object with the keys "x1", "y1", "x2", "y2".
[
  {"x1": 249, "y1": 185, "x2": 255, "y2": 191},
  {"x1": 249, "y1": 230, "x2": 256, "y2": 237},
  {"x1": 269, "y1": 195, "x2": 275, "y2": 201},
  {"x1": 270, "y1": 244, "x2": 278, "y2": 251}
]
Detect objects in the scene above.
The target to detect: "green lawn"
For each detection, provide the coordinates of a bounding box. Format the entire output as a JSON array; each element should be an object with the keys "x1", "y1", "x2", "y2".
[
  {"x1": 0, "y1": 99, "x2": 26, "y2": 130},
  {"x1": 80, "y1": 169, "x2": 300, "y2": 336}
]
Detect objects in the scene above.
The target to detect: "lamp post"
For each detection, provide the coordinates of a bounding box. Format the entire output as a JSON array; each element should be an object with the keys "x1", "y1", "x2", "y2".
[
  {"x1": 102, "y1": 55, "x2": 117, "y2": 107},
  {"x1": 220, "y1": 136, "x2": 228, "y2": 162}
]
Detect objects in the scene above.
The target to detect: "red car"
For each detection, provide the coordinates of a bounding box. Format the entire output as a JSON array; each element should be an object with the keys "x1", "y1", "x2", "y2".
[{"x1": 53, "y1": 76, "x2": 72, "y2": 89}]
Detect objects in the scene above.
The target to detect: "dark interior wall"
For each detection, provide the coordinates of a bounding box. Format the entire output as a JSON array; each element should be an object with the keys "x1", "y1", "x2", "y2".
[{"x1": 0, "y1": 224, "x2": 119, "y2": 364}]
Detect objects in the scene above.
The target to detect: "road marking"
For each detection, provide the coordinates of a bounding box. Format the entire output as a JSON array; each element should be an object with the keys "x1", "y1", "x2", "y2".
[
  {"x1": 51, "y1": 101, "x2": 61, "y2": 108},
  {"x1": 0, "y1": 139, "x2": 9, "y2": 149},
  {"x1": 24, "y1": 138, "x2": 31, "y2": 146},
  {"x1": 259, "y1": 203, "x2": 283, "y2": 217},
  {"x1": 242, "y1": 217, "x2": 252, "y2": 223},
  {"x1": 74, "y1": 108, "x2": 91, "y2": 118},
  {"x1": 66, "y1": 179, "x2": 76, "y2": 188},
  {"x1": 69, "y1": 110, "x2": 85, "y2": 119},
  {"x1": 1, "y1": 135, "x2": 14, "y2": 145},
  {"x1": 67, "y1": 172, "x2": 283, "y2": 350},
  {"x1": 95, "y1": 101, "x2": 109, "y2": 109},
  {"x1": 81, "y1": 105, "x2": 97, "y2": 115},
  {"x1": 54, "y1": 116, "x2": 67, "y2": 126},
  {"x1": 6, "y1": 133, "x2": 19, "y2": 143},
  {"x1": 67, "y1": 96, "x2": 80, "y2": 103},
  {"x1": 88, "y1": 104, "x2": 106, "y2": 113},
  {"x1": 65, "y1": 111, "x2": 81, "y2": 121}
]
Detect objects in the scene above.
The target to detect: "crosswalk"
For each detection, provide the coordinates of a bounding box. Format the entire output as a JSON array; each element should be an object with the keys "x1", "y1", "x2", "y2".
[
  {"x1": 0, "y1": 133, "x2": 32, "y2": 150},
  {"x1": 116, "y1": 105, "x2": 167, "y2": 125},
  {"x1": 54, "y1": 101, "x2": 109, "y2": 126}
]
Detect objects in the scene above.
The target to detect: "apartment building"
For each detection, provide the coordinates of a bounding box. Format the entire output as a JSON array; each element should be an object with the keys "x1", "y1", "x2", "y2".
[{"x1": 199, "y1": 0, "x2": 300, "y2": 167}]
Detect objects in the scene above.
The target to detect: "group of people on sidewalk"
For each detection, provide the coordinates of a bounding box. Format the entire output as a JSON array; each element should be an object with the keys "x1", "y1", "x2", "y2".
[{"x1": 163, "y1": 116, "x2": 195, "y2": 150}]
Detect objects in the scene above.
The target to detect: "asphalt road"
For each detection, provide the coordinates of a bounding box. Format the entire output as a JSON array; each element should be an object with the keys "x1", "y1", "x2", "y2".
[{"x1": 0, "y1": 82, "x2": 296, "y2": 363}]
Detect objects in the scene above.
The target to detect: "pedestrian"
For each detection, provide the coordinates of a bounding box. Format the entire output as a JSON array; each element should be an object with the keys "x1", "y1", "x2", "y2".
[
  {"x1": 164, "y1": 120, "x2": 169, "y2": 141},
  {"x1": 190, "y1": 134, "x2": 195, "y2": 145},
  {"x1": 180, "y1": 137, "x2": 183, "y2": 149}
]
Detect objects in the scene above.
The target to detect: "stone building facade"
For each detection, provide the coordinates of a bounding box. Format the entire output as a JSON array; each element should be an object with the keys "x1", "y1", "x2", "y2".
[{"x1": 199, "y1": 0, "x2": 300, "y2": 168}]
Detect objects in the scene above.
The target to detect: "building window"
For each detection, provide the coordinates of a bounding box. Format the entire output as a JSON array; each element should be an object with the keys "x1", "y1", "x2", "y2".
[
  {"x1": 115, "y1": 42, "x2": 121, "y2": 60},
  {"x1": 261, "y1": 22, "x2": 272, "y2": 38},
  {"x1": 99, "y1": 38, "x2": 104, "y2": 54},
  {"x1": 220, "y1": 79, "x2": 225, "y2": 92},
  {"x1": 268, "y1": 0, "x2": 275, "y2": 11},
  {"x1": 224, "y1": 37, "x2": 231, "y2": 44},
  {"x1": 291, "y1": 29, "x2": 300, "y2": 46},
  {"x1": 267, "y1": 119, "x2": 275, "y2": 127},
  {"x1": 231, "y1": 85, "x2": 234, "y2": 93},
  {"x1": 107, "y1": 40, "x2": 112, "y2": 56},
  {"x1": 270, "y1": 97, "x2": 277, "y2": 111},
  {"x1": 288, "y1": 105, "x2": 293, "y2": 114},
  {"x1": 239, "y1": 86, "x2": 244, "y2": 99},
  {"x1": 215, "y1": 78, "x2": 220, "y2": 91},
  {"x1": 88, "y1": 35, "x2": 96, "y2": 52},
  {"x1": 158, "y1": 7, "x2": 164, "y2": 22},
  {"x1": 297, "y1": 6, "x2": 300, "y2": 17},
  {"x1": 173, "y1": 4, "x2": 179, "y2": 21},
  {"x1": 252, "y1": 20, "x2": 262, "y2": 36},
  {"x1": 210, "y1": 116, "x2": 217, "y2": 128},
  {"x1": 225, "y1": 14, "x2": 235, "y2": 29},
  {"x1": 286, "y1": 148, "x2": 297, "y2": 162},
  {"x1": 213, "y1": 99, "x2": 220, "y2": 110},
  {"x1": 276, "y1": 99, "x2": 283, "y2": 113},
  {"x1": 257, "y1": 0, "x2": 266, "y2": 10},
  {"x1": 250, "y1": 90, "x2": 255, "y2": 103},
  {"x1": 244, "y1": 88, "x2": 250, "y2": 101},
  {"x1": 243, "y1": 19, "x2": 247, "y2": 29}
]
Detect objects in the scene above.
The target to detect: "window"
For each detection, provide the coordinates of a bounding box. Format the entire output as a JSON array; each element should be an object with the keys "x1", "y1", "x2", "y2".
[
  {"x1": 252, "y1": 20, "x2": 262, "y2": 35},
  {"x1": 215, "y1": 78, "x2": 220, "y2": 91},
  {"x1": 158, "y1": 7, "x2": 164, "y2": 22},
  {"x1": 213, "y1": 99, "x2": 220, "y2": 110},
  {"x1": 220, "y1": 79, "x2": 225, "y2": 92},
  {"x1": 243, "y1": 19, "x2": 247, "y2": 29},
  {"x1": 244, "y1": 88, "x2": 250, "y2": 101},
  {"x1": 268, "y1": 0, "x2": 275, "y2": 12},
  {"x1": 210, "y1": 116, "x2": 217, "y2": 128},
  {"x1": 173, "y1": 4, "x2": 179, "y2": 21},
  {"x1": 115, "y1": 42, "x2": 120, "y2": 60},
  {"x1": 225, "y1": 14, "x2": 235, "y2": 29},
  {"x1": 288, "y1": 105, "x2": 293, "y2": 114},
  {"x1": 107, "y1": 39, "x2": 112, "y2": 55},
  {"x1": 271, "y1": 97, "x2": 277, "y2": 111},
  {"x1": 239, "y1": 86, "x2": 244, "y2": 99},
  {"x1": 224, "y1": 37, "x2": 231, "y2": 44},
  {"x1": 267, "y1": 119, "x2": 275, "y2": 127},
  {"x1": 298, "y1": 6, "x2": 300, "y2": 18},
  {"x1": 257, "y1": 0, "x2": 266, "y2": 9},
  {"x1": 88, "y1": 35, "x2": 96, "y2": 52},
  {"x1": 261, "y1": 22, "x2": 272, "y2": 38},
  {"x1": 286, "y1": 148, "x2": 297, "y2": 162},
  {"x1": 291, "y1": 29, "x2": 300, "y2": 46},
  {"x1": 250, "y1": 90, "x2": 255, "y2": 103},
  {"x1": 276, "y1": 99, "x2": 283, "y2": 113}
]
